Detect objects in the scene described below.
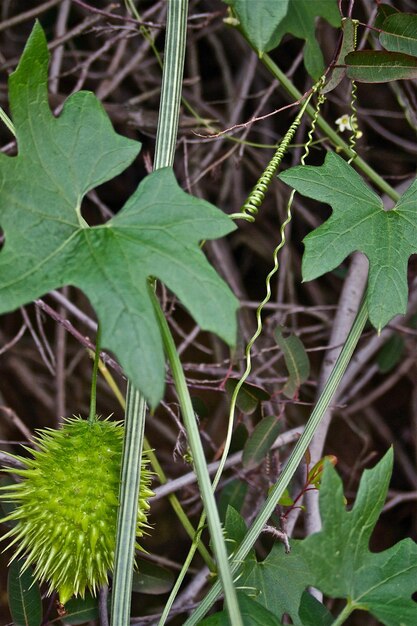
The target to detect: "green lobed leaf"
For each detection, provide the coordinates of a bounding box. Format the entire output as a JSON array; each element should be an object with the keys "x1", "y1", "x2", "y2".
[
  {"x1": 7, "y1": 560, "x2": 42, "y2": 626},
  {"x1": 294, "y1": 449, "x2": 417, "y2": 625},
  {"x1": 279, "y1": 151, "x2": 417, "y2": 331},
  {"x1": 198, "y1": 592, "x2": 284, "y2": 626},
  {"x1": 345, "y1": 50, "x2": 417, "y2": 82},
  {"x1": 234, "y1": 492, "x2": 308, "y2": 626},
  {"x1": 380, "y1": 13, "x2": 417, "y2": 57},
  {"x1": 222, "y1": 452, "x2": 417, "y2": 625},
  {"x1": 242, "y1": 416, "x2": 281, "y2": 469},
  {"x1": 241, "y1": 544, "x2": 309, "y2": 626},
  {"x1": 225, "y1": 0, "x2": 339, "y2": 78},
  {"x1": 298, "y1": 590, "x2": 334, "y2": 626},
  {"x1": 274, "y1": 326, "x2": 310, "y2": 398},
  {"x1": 0, "y1": 23, "x2": 238, "y2": 408}
]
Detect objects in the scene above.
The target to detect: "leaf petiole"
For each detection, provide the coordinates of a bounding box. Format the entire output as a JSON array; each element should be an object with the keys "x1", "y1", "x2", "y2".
[
  {"x1": 88, "y1": 322, "x2": 101, "y2": 424},
  {"x1": 330, "y1": 600, "x2": 356, "y2": 626}
]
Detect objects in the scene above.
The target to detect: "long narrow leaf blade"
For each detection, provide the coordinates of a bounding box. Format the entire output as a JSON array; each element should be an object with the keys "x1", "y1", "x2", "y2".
[
  {"x1": 275, "y1": 327, "x2": 310, "y2": 398},
  {"x1": 323, "y1": 17, "x2": 357, "y2": 93},
  {"x1": 242, "y1": 416, "x2": 281, "y2": 469},
  {"x1": 7, "y1": 560, "x2": 42, "y2": 626},
  {"x1": 380, "y1": 13, "x2": 417, "y2": 56},
  {"x1": 63, "y1": 594, "x2": 100, "y2": 625},
  {"x1": 110, "y1": 388, "x2": 146, "y2": 626},
  {"x1": 346, "y1": 50, "x2": 417, "y2": 82}
]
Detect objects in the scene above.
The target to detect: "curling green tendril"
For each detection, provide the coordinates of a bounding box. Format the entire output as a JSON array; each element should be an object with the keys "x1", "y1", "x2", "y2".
[
  {"x1": 216, "y1": 77, "x2": 326, "y2": 490},
  {"x1": 348, "y1": 80, "x2": 359, "y2": 163},
  {"x1": 348, "y1": 20, "x2": 360, "y2": 164},
  {"x1": 300, "y1": 84, "x2": 325, "y2": 167},
  {"x1": 230, "y1": 79, "x2": 324, "y2": 222}
]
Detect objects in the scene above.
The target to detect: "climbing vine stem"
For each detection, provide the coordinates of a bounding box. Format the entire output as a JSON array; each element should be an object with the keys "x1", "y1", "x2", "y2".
[
  {"x1": 150, "y1": 286, "x2": 244, "y2": 626},
  {"x1": 88, "y1": 323, "x2": 101, "y2": 424},
  {"x1": 183, "y1": 298, "x2": 369, "y2": 625}
]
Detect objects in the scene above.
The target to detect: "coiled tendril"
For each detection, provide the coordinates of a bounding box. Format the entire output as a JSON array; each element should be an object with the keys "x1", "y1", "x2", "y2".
[
  {"x1": 216, "y1": 78, "x2": 327, "y2": 505},
  {"x1": 348, "y1": 20, "x2": 361, "y2": 163},
  {"x1": 231, "y1": 77, "x2": 326, "y2": 222}
]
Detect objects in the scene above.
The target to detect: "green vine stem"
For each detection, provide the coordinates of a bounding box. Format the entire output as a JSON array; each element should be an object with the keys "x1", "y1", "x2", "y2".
[
  {"x1": 96, "y1": 358, "x2": 215, "y2": 570},
  {"x1": 153, "y1": 0, "x2": 188, "y2": 170},
  {"x1": 184, "y1": 298, "x2": 369, "y2": 625},
  {"x1": 88, "y1": 323, "x2": 101, "y2": 424},
  {"x1": 150, "y1": 286, "x2": 244, "y2": 626},
  {"x1": 110, "y1": 387, "x2": 147, "y2": 625},
  {"x1": 331, "y1": 600, "x2": 356, "y2": 626},
  {"x1": 114, "y1": 1, "x2": 242, "y2": 625},
  {"x1": 111, "y1": 1, "x2": 192, "y2": 624}
]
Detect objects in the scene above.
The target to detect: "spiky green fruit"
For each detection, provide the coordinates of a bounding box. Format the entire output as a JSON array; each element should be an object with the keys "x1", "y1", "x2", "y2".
[{"x1": 0, "y1": 416, "x2": 153, "y2": 605}]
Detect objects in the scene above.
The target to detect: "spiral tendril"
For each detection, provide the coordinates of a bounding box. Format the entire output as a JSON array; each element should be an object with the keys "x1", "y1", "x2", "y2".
[
  {"x1": 238, "y1": 117, "x2": 301, "y2": 221},
  {"x1": 231, "y1": 78, "x2": 325, "y2": 223},
  {"x1": 348, "y1": 20, "x2": 360, "y2": 164},
  {"x1": 215, "y1": 78, "x2": 327, "y2": 493}
]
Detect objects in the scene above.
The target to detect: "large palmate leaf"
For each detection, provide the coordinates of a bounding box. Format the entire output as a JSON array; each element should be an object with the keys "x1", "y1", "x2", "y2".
[
  {"x1": 225, "y1": 506, "x2": 332, "y2": 626},
  {"x1": 279, "y1": 151, "x2": 417, "y2": 331},
  {"x1": 224, "y1": 0, "x2": 340, "y2": 79},
  {"x1": 233, "y1": 451, "x2": 417, "y2": 625},
  {"x1": 241, "y1": 545, "x2": 310, "y2": 626},
  {"x1": 294, "y1": 449, "x2": 417, "y2": 625},
  {"x1": 0, "y1": 23, "x2": 238, "y2": 407}
]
